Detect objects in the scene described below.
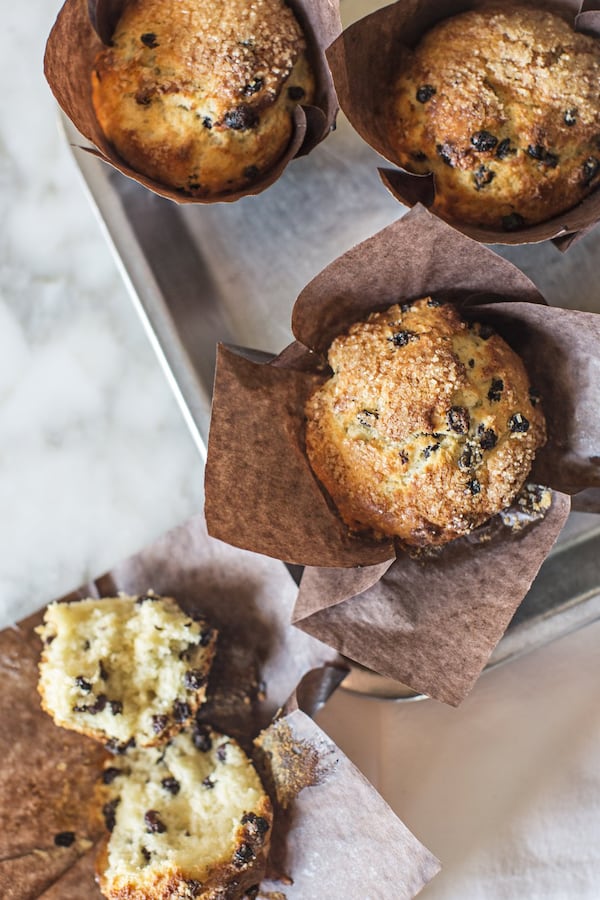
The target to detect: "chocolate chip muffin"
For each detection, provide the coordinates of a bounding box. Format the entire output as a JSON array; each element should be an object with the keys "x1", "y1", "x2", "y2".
[
  {"x1": 37, "y1": 593, "x2": 217, "y2": 750},
  {"x1": 97, "y1": 728, "x2": 272, "y2": 900},
  {"x1": 91, "y1": 0, "x2": 315, "y2": 197},
  {"x1": 305, "y1": 298, "x2": 546, "y2": 547},
  {"x1": 388, "y1": 5, "x2": 600, "y2": 230}
]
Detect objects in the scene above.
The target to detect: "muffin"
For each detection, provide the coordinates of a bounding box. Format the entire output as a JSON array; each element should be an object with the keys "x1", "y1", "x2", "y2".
[
  {"x1": 388, "y1": 5, "x2": 600, "y2": 230},
  {"x1": 304, "y1": 297, "x2": 546, "y2": 547},
  {"x1": 37, "y1": 593, "x2": 217, "y2": 750},
  {"x1": 91, "y1": 0, "x2": 315, "y2": 197},
  {"x1": 97, "y1": 728, "x2": 272, "y2": 900}
]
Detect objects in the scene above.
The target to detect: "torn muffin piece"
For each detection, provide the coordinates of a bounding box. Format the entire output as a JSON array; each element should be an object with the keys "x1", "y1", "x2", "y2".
[
  {"x1": 305, "y1": 297, "x2": 547, "y2": 547},
  {"x1": 97, "y1": 728, "x2": 272, "y2": 900},
  {"x1": 91, "y1": 0, "x2": 315, "y2": 196},
  {"x1": 37, "y1": 594, "x2": 217, "y2": 749}
]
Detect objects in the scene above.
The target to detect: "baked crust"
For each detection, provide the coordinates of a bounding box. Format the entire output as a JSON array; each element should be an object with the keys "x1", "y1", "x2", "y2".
[
  {"x1": 305, "y1": 298, "x2": 546, "y2": 547},
  {"x1": 91, "y1": 0, "x2": 315, "y2": 196},
  {"x1": 97, "y1": 729, "x2": 272, "y2": 900},
  {"x1": 388, "y1": 5, "x2": 600, "y2": 229},
  {"x1": 37, "y1": 594, "x2": 217, "y2": 749}
]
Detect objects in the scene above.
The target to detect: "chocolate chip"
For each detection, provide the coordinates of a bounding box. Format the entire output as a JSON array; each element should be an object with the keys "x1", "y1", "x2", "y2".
[
  {"x1": 161, "y1": 777, "x2": 180, "y2": 795},
  {"x1": 400, "y1": 300, "x2": 415, "y2": 312},
  {"x1": 102, "y1": 767, "x2": 122, "y2": 785},
  {"x1": 99, "y1": 662, "x2": 109, "y2": 681},
  {"x1": 233, "y1": 843, "x2": 256, "y2": 866},
  {"x1": 564, "y1": 108, "x2": 577, "y2": 126},
  {"x1": 184, "y1": 669, "x2": 207, "y2": 691},
  {"x1": 135, "y1": 89, "x2": 153, "y2": 106},
  {"x1": 192, "y1": 724, "x2": 213, "y2": 752},
  {"x1": 387, "y1": 330, "x2": 418, "y2": 347},
  {"x1": 423, "y1": 443, "x2": 440, "y2": 459},
  {"x1": 103, "y1": 799, "x2": 119, "y2": 832},
  {"x1": 223, "y1": 105, "x2": 259, "y2": 130},
  {"x1": 427, "y1": 298, "x2": 443, "y2": 307},
  {"x1": 502, "y1": 212, "x2": 525, "y2": 231},
  {"x1": 144, "y1": 810, "x2": 167, "y2": 834},
  {"x1": 410, "y1": 150, "x2": 428, "y2": 162},
  {"x1": 496, "y1": 138, "x2": 516, "y2": 159},
  {"x1": 105, "y1": 737, "x2": 135, "y2": 755},
  {"x1": 74, "y1": 692, "x2": 108, "y2": 715},
  {"x1": 509, "y1": 413, "x2": 530, "y2": 433},
  {"x1": 488, "y1": 378, "x2": 504, "y2": 402},
  {"x1": 110, "y1": 700, "x2": 123, "y2": 715},
  {"x1": 436, "y1": 143, "x2": 454, "y2": 167},
  {"x1": 140, "y1": 32, "x2": 158, "y2": 48},
  {"x1": 529, "y1": 387, "x2": 541, "y2": 407},
  {"x1": 468, "y1": 358, "x2": 475, "y2": 368},
  {"x1": 202, "y1": 116, "x2": 213, "y2": 129},
  {"x1": 467, "y1": 478, "x2": 481, "y2": 495},
  {"x1": 75, "y1": 676, "x2": 92, "y2": 693},
  {"x1": 479, "y1": 429, "x2": 497, "y2": 450},
  {"x1": 88, "y1": 694, "x2": 107, "y2": 715},
  {"x1": 526, "y1": 145, "x2": 558, "y2": 167},
  {"x1": 186, "y1": 881, "x2": 203, "y2": 897},
  {"x1": 477, "y1": 323, "x2": 495, "y2": 340},
  {"x1": 217, "y1": 744, "x2": 228, "y2": 762},
  {"x1": 141, "y1": 846, "x2": 152, "y2": 864},
  {"x1": 416, "y1": 84, "x2": 436, "y2": 103},
  {"x1": 244, "y1": 165, "x2": 259, "y2": 180},
  {"x1": 173, "y1": 700, "x2": 191, "y2": 722},
  {"x1": 83, "y1": 639, "x2": 90, "y2": 650},
  {"x1": 241, "y1": 812, "x2": 270, "y2": 835},
  {"x1": 54, "y1": 831, "x2": 75, "y2": 847},
  {"x1": 471, "y1": 130, "x2": 498, "y2": 152},
  {"x1": 473, "y1": 165, "x2": 495, "y2": 190},
  {"x1": 198, "y1": 627, "x2": 215, "y2": 647},
  {"x1": 357, "y1": 410, "x2": 379, "y2": 427},
  {"x1": 152, "y1": 714, "x2": 169, "y2": 735},
  {"x1": 583, "y1": 157, "x2": 600, "y2": 186},
  {"x1": 242, "y1": 77, "x2": 263, "y2": 96},
  {"x1": 399, "y1": 450, "x2": 409, "y2": 465},
  {"x1": 288, "y1": 85, "x2": 305, "y2": 101},
  {"x1": 202, "y1": 776, "x2": 216, "y2": 789},
  {"x1": 448, "y1": 406, "x2": 470, "y2": 434}
]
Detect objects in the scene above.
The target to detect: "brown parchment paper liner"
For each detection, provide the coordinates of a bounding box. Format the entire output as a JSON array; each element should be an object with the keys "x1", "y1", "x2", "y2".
[
  {"x1": 205, "y1": 204, "x2": 600, "y2": 704},
  {"x1": 0, "y1": 513, "x2": 440, "y2": 899},
  {"x1": 326, "y1": 0, "x2": 600, "y2": 249},
  {"x1": 43, "y1": 0, "x2": 340, "y2": 205}
]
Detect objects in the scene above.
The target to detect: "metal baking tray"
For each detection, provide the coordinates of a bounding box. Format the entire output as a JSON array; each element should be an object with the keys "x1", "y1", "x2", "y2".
[{"x1": 62, "y1": 42, "x2": 600, "y2": 699}]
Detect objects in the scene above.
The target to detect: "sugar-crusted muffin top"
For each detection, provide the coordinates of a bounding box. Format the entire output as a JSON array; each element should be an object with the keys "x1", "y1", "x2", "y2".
[
  {"x1": 37, "y1": 593, "x2": 217, "y2": 749},
  {"x1": 305, "y1": 298, "x2": 547, "y2": 547},
  {"x1": 92, "y1": 0, "x2": 314, "y2": 196},
  {"x1": 98, "y1": 728, "x2": 272, "y2": 900},
  {"x1": 388, "y1": 5, "x2": 600, "y2": 230}
]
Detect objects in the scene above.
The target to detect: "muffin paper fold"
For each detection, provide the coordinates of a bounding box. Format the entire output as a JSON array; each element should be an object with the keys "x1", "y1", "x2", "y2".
[
  {"x1": 44, "y1": 0, "x2": 341, "y2": 203},
  {"x1": 0, "y1": 513, "x2": 439, "y2": 899},
  {"x1": 205, "y1": 204, "x2": 600, "y2": 704},
  {"x1": 326, "y1": 0, "x2": 600, "y2": 248}
]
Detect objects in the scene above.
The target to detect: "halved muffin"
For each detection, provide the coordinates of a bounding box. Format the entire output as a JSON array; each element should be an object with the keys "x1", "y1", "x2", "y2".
[
  {"x1": 97, "y1": 728, "x2": 272, "y2": 899},
  {"x1": 37, "y1": 593, "x2": 217, "y2": 750}
]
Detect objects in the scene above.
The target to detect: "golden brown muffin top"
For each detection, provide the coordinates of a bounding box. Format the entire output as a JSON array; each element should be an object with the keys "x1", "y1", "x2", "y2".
[
  {"x1": 389, "y1": 4, "x2": 600, "y2": 229},
  {"x1": 305, "y1": 298, "x2": 547, "y2": 547},
  {"x1": 102, "y1": 0, "x2": 307, "y2": 113}
]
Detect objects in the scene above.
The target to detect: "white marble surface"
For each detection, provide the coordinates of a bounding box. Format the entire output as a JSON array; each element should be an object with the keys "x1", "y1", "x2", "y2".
[
  {"x1": 0, "y1": 0, "x2": 202, "y2": 626},
  {"x1": 2, "y1": 1, "x2": 600, "y2": 899}
]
